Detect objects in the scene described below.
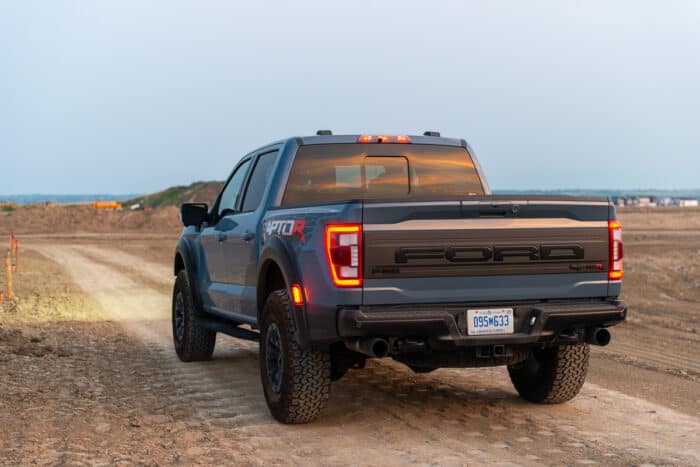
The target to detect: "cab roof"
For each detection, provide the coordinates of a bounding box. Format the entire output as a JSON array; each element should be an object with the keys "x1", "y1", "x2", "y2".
[{"x1": 296, "y1": 134, "x2": 466, "y2": 147}]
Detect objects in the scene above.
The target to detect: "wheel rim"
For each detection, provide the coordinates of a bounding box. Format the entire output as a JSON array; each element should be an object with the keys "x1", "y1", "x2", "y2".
[
  {"x1": 265, "y1": 323, "x2": 284, "y2": 394},
  {"x1": 174, "y1": 291, "x2": 185, "y2": 341}
]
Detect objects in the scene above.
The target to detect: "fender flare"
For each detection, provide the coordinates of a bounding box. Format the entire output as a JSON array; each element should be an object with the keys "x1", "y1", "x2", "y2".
[
  {"x1": 257, "y1": 237, "x2": 311, "y2": 348},
  {"x1": 174, "y1": 237, "x2": 204, "y2": 312}
]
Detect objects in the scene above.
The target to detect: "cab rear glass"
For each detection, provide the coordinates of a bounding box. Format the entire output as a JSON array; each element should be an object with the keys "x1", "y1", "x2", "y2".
[{"x1": 282, "y1": 144, "x2": 485, "y2": 207}]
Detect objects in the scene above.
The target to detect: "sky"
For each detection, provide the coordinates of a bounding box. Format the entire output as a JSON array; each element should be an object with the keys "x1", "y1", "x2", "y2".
[{"x1": 1, "y1": 0, "x2": 699, "y2": 194}]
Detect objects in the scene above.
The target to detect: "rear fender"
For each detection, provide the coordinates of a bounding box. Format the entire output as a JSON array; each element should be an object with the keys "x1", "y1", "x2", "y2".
[{"x1": 257, "y1": 236, "x2": 310, "y2": 348}]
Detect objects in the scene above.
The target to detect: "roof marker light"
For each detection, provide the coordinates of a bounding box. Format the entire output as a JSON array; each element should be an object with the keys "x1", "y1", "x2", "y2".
[{"x1": 357, "y1": 135, "x2": 411, "y2": 144}]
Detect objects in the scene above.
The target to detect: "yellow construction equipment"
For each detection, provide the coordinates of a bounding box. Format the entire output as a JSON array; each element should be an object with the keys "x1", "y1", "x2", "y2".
[{"x1": 92, "y1": 200, "x2": 123, "y2": 210}]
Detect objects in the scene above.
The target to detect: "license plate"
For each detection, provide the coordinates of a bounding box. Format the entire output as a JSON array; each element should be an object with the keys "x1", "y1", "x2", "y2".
[{"x1": 467, "y1": 308, "x2": 514, "y2": 336}]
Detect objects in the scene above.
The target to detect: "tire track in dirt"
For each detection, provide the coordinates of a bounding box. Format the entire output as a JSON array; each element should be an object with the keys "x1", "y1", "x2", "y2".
[
  {"x1": 596, "y1": 324, "x2": 700, "y2": 377},
  {"x1": 598, "y1": 341, "x2": 700, "y2": 377},
  {"x1": 76, "y1": 244, "x2": 173, "y2": 294},
  {"x1": 29, "y1": 243, "x2": 700, "y2": 466}
]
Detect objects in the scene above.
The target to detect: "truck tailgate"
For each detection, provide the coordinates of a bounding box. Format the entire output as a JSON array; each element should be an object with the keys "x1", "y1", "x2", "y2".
[{"x1": 362, "y1": 197, "x2": 613, "y2": 305}]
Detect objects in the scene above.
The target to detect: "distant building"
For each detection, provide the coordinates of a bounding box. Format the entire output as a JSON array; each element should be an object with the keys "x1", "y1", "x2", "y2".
[
  {"x1": 612, "y1": 197, "x2": 626, "y2": 207},
  {"x1": 609, "y1": 195, "x2": 697, "y2": 208}
]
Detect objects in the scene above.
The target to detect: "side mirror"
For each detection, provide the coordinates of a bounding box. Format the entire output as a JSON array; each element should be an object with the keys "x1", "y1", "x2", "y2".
[{"x1": 180, "y1": 203, "x2": 209, "y2": 227}]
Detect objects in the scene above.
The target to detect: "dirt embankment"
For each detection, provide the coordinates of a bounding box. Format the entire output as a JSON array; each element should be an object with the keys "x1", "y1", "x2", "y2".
[
  {"x1": 2, "y1": 201, "x2": 699, "y2": 235},
  {"x1": 0, "y1": 180, "x2": 226, "y2": 236},
  {"x1": 0, "y1": 204, "x2": 182, "y2": 236}
]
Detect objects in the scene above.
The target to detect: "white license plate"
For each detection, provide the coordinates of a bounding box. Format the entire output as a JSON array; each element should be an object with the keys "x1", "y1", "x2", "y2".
[{"x1": 467, "y1": 308, "x2": 514, "y2": 336}]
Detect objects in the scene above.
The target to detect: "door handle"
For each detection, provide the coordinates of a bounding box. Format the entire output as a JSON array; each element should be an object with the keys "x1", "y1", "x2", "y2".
[
  {"x1": 218, "y1": 233, "x2": 227, "y2": 242},
  {"x1": 242, "y1": 231, "x2": 254, "y2": 242}
]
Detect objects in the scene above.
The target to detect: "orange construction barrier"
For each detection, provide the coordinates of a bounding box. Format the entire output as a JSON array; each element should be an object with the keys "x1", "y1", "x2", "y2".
[
  {"x1": 12, "y1": 240, "x2": 18, "y2": 272},
  {"x1": 4, "y1": 254, "x2": 13, "y2": 300}
]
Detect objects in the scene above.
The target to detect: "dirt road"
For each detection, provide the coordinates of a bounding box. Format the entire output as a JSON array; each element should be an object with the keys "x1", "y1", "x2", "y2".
[{"x1": 1, "y1": 239, "x2": 696, "y2": 466}]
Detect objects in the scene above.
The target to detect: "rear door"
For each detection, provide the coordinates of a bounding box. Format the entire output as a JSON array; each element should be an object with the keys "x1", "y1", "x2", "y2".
[
  {"x1": 218, "y1": 149, "x2": 279, "y2": 316},
  {"x1": 362, "y1": 198, "x2": 611, "y2": 305}
]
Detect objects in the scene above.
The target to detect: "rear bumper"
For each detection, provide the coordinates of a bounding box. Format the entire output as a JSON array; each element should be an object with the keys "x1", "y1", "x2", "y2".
[{"x1": 337, "y1": 299, "x2": 626, "y2": 347}]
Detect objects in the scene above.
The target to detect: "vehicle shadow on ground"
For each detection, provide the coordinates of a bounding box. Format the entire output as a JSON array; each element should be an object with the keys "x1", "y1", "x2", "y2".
[
  {"x1": 179, "y1": 338, "x2": 605, "y2": 466},
  {"x1": 187, "y1": 337, "x2": 541, "y2": 432}
]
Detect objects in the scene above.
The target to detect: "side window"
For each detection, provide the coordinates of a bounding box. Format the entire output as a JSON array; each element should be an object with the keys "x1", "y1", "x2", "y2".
[
  {"x1": 217, "y1": 159, "x2": 251, "y2": 218},
  {"x1": 241, "y1": 151, "x2": 279, "y2": 212}
]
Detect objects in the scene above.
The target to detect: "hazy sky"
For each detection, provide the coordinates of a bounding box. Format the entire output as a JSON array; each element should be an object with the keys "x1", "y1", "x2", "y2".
[{"x1": 1, "y1": 1, "x2": 699, "y2": 194}]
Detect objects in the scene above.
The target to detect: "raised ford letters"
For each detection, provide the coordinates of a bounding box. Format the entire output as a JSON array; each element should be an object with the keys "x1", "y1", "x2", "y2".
[{"x1": 395, "y1": 244, "x2": 584, "y2": 264}]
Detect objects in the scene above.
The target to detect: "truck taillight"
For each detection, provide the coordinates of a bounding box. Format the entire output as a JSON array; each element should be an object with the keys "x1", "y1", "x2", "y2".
[
  {"x1": 325, "y1": 224, "x2": 362, "y2": 287},
  {"x1": 608, "y1": 220, "x2": 623, "y2": 281}
]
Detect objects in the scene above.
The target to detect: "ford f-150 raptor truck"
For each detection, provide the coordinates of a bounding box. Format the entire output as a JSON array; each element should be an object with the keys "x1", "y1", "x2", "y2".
[{"x1": 172, "y1": 131, "x2": 626, "y2": 423}]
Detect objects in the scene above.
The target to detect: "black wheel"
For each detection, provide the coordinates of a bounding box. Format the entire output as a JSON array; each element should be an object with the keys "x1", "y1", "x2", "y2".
[
  {"x1": 507, "y1": 343, "x2": 589, "y2": 404},
  {"x1": 172, "y1": 270, "x2": 216, "y2": 362},
  {"x1": 259, "y1": 290, "x2": 331, "y2": 424}
]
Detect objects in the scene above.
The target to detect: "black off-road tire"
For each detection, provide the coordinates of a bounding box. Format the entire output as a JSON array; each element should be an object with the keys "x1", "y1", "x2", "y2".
[
  {"x1": 259, "y1": 290, "x2": 331, "y2": 424},
  {"x1": 507, "y1": 343, "x2": 589, "y2": 404},
  {"x1": 172, "y1": 270, "x2": 216, "y2": 362}
]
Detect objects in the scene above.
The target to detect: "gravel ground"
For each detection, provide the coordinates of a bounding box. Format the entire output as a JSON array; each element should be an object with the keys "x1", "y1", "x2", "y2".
[{"x1": 1, "y1": 209, "x2": 699, "y2": 465}]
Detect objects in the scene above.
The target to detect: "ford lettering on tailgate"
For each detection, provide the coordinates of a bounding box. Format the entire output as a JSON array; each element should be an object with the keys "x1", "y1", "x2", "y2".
[{"x1": 394, "y1": 244, "x2": 584, "y2": 263}]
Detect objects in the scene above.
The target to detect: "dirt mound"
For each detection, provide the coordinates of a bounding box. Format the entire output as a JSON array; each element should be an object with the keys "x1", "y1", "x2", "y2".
[
  {"x1": 0, "y1": 204, "x2": 182, "y2": 235},
  {"x1": 0, "y1": 180, "x2": 227, "y2": 235},
  {"x1": 123, "y1": 181, "x2": 223, "y2": 209}
]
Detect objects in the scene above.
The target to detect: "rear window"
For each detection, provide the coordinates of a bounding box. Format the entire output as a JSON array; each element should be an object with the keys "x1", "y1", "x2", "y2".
[{"x1": 282, "y1": 144, "x2": 484, "y2": 207}]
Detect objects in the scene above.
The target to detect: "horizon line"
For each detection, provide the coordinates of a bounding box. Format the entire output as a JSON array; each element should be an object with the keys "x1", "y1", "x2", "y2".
[{"x1": 3, "y1": 187, "x2": 700, "y2": 197}]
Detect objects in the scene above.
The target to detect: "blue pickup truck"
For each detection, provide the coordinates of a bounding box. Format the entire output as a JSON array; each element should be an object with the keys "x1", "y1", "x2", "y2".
[{"x1": 172, "y1": 131, "x2": 626, "y2": 423}]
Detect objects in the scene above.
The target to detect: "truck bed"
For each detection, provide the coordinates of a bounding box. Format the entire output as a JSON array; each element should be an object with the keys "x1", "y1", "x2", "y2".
[{"x1": 361, "y1": 195, "x2": 618, "y2": 305}]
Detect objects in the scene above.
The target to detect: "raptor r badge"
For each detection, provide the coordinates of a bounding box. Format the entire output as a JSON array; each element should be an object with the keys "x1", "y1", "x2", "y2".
[{"x1": 263, "y1": 219, "x2": 306, "y2": 243}]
